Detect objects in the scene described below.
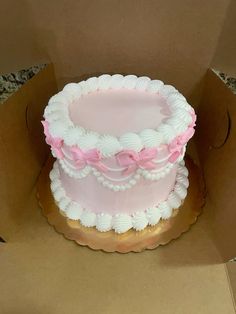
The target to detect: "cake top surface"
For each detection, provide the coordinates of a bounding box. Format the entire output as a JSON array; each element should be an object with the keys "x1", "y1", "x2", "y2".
[
  {"x1": 43, "y1": 74, "x2": 196, "y2": 158},
  {"x1": 69, "y1": 89, "x2": 171, "y2": 136}
]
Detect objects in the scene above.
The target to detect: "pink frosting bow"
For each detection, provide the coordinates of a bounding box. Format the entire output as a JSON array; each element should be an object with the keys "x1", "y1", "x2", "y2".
[
  {"x1": 116, "y1": 148, "x2": 158, "y2": 175},
  {"x1": 168, "y1": 127, "x2": 195, "y2": 163},
  {"x1": 41, "y1": 121, "x2": 64, "y2": 159},
  {"x1": 70, "y1": 146, "x2": 107, "y2": 172}
]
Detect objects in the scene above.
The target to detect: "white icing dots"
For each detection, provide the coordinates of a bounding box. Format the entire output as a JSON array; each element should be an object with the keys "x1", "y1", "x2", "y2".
[
  {"x1": 120, "y1": 132, "x2": 143, "y2": 151},
  {"x1": 63, "y1": 83, "x2": 82, "y2": 99},
  {"x1": 112, "y1": 214, "x2": 133, "y2": 233},
  {"x1": 78, "y1": 133, "x2": 99, "y2": 150},
  {"x1": 110, "y1": 74, "x2": 124, "y2": 89},
  {"x1": 78, "y1": 81, "x2": 89, "y2": 95},
  {"x1": 175, "y1": 109, "x2": 192, "y2": 125},
  {"x1": 96, "y1": 213, "x2": 112, "y2": 232},
  {"x1": 44, "y1": 102, "x2": 68, "y2": 117},
  {"x1": 178, "y1": 166, "x2": 189, "y2": 177},
  {"x1": 80, "y1": 210, "x2": 96, "y2": 227},
  {"x1": 166, "y1": 117, "x2": 187, "y2": 134},
  {"x1": 158, "y1": 202, "x2": 172, "y2": 219},
  {"x1": 66, "y1": 202, "x2": 83, "y2": 220},
  {"x1": 135, "y1": 76, "x2": 151, "y2": 90},
  {"x1": 176, "y1": 174, "x2": 189, "y2": 188},
  {"x1": 168, "y1": 96, "x2": 189, "y2": 111},
  {"x1": 49, "y1": 120, "x2": 69, "y2": 138},
  {"x1": 64, "y1": 127, "x2": 85, "y2": 146},
  {"x1": 123, "y1": 75, "x2": 138, "y2": 89},
  {"x1": 159, "y1": 85, "x2": 177, "y2": 97},
  {"x1": 175, "y1": 183, "x2": 187, "y2": 199},
  {"x1": 140, "y1": 129, "x2": 163, "y2": 147},
  {"x1": 98, "y1": 74, "x2": 112, "y2": 90},
  {"x1": 49, "y1": 168, "x2": 59, "y2": 181},
  {"x1": 45, "y1": 111, "x2": 66, "y2": 123},
  {"x1": 146, "y1": 80, "x2": 164, "y2": 93},
  {"x1": 53, "y1": 188, "x2": 66, "y2": 202},
  {"x1": 50, "y1": 179, "x2": 61, "y2": 192},
  {"x1": 58, "y1": 197, "x2": 70, "y2": 212},
  {"x1": 146, "y1": 207, "x2": 161, "y2": 225},
  {"x1": 132, "y1": 211, "x2": 148, "y2": 231},
  {"x1": 157, "y1": 124, "x2": 176, "y2": 143},
  {"x1": 87, "y1": 77, "x2": 98, "y2": 93},
  {"x1": 98, "y1": 135, "x2": 122, "y2": 157},
  {"x1": 167, "y1": 192, "x2": 181, "y2": 209},
  {"x1": 48, "y1": 91, "x2": 69, "y2": 105}
]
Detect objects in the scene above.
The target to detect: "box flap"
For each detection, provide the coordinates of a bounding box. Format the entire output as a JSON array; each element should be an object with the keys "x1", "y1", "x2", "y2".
[
  {"x1": 0, "y1": 64, "x2": 57, "y2": 240},
  {"x1": 0, "y1": 0, "x2": 230, "y2": 102},
  {"x1": 196, "y1": 69, "x2": 236, "y2": 261}
]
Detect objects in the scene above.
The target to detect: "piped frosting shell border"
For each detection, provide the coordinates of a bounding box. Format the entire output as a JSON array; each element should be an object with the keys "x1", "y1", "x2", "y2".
[{"x1": 43, "y1": 74, "x2": 195, "y2": 158}]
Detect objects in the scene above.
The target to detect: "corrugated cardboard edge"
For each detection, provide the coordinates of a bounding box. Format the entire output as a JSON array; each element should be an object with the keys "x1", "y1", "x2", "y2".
[
  {"x1": 226, "y1": 262, "x2": 236, "y2": 312},
  {"x1": 0, "y1": 64, "x2": 57, "y2": 239}
]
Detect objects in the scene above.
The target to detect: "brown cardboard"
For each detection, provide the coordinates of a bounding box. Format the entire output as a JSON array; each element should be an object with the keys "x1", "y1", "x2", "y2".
[
  {"x1": 196, "y1": 69, "x2": 236, "y2": 261},
  {"x1": 1, "y1": 0, "x2": 236, "y2": 311},
  {"x1": 227, "y1": 262, "x2": 236, "y2": 307},
  {"x1": 0, "y1": 64, "x2": 57, "y2": 240},
  {"x1": 0, "y1": 0, "x2": 231, "y2": 104},
  {"x1": 0, "y1": 197, "x2": 235, "y2": 314}
]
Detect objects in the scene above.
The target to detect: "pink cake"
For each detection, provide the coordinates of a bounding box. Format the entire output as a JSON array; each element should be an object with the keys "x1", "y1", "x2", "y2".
[{"x1": 42, "y1": 74, "x2": 196, "y2": 233}]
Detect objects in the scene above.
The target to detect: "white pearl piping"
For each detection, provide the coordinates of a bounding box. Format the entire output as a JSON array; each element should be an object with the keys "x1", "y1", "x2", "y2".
[{"x1": 58, "y1": 150, "x2": 184, "y2": 192}]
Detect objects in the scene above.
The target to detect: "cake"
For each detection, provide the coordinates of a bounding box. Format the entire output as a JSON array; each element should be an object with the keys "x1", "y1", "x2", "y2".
[{"x1": 42, "y1": 74, "x2": 196, "y2": 234}]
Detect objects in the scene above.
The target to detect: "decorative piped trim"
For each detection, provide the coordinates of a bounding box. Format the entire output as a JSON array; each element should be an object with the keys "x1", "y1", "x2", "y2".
[
  {"x1": 43, "y1": 74, "x2": 196, "y2": 158},
  {"x1": 58, "y1": 148, "x2": 184, "y2": 192},
  {"x1": 50, "y1": 160, "x2": 189, "y2": 233}
]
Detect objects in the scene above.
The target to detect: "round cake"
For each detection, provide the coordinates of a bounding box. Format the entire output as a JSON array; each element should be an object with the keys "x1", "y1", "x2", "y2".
[{"x1": 42, "y1": 74, "x2": 196, "y2": 233}]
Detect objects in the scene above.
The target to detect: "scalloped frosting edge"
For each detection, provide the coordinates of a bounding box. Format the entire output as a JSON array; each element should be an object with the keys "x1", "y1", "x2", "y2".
[
  {"x1": 43, "y1": 74, "x2": 196, "y2": 158},
  {"x1": 49, "y1": 160, "x2": 189, "y2": 233}
]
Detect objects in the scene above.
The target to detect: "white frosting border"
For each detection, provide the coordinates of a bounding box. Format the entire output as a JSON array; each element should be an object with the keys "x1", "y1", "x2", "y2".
[
  {"x1": 44, "y1": 74, "x2": 194, "y2": 157},
  {"x1": 49, "y1": 160, "x2": 189, "y2": 233}
]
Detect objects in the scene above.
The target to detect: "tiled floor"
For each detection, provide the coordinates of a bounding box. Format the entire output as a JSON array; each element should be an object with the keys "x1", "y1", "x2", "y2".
[
  {"x1": 214, "y1": 69, "x2": 236, "y2": 94},
  {"x1": 1, "y1": 66, "x2": 235, "y2": 104},
  {"x1": 0, "y1": 64, "x2": 46, "y2": 104}
]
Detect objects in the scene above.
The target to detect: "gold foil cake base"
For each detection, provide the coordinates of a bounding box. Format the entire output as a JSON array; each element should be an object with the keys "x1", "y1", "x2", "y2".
[{"x1": 37, "y1": 156, "x2": 205, "y2": 253}]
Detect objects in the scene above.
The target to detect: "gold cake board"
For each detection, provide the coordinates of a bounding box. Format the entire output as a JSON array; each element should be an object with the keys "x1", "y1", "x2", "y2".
[{"x1": 37, "y1": 156, "x2": 205, "y2": 253}]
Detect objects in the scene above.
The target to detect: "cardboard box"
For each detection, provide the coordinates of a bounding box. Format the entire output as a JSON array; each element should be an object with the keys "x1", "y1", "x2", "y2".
[{"x1": 0, "y1": 1, "x2": 236, "y2": 313}]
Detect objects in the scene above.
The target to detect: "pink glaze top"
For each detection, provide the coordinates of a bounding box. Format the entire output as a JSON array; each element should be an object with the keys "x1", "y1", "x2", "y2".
[{"x1": 69, "y1": 89, "x2": 171, "y2": 136}]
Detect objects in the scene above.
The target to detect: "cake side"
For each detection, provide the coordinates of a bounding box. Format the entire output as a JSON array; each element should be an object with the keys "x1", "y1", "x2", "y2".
[{"x1": 59, "y1": 164, "x2": 178, "y2": 215}]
